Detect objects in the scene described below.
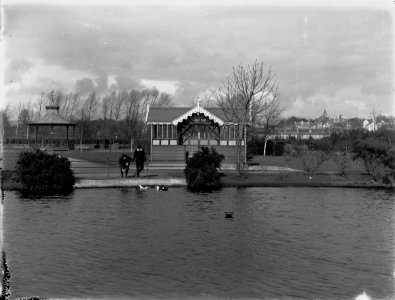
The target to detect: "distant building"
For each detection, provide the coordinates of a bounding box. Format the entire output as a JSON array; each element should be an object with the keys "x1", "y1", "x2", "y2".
[{"x1": 363, "y1": 119, "x2": 383, "y2": 132}]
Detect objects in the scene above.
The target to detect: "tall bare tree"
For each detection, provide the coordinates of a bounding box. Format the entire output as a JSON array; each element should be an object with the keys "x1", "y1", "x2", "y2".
[
  {"x1": 13, "y1": 101, "x2": 25, "y2": 138},
  {"x1": 60, "y1": 92, "x2": 80, "y2": 121},
  {"x1": 213, "y1": 61, "x2": 280, "y2": 173},
  {"x1": 253, "y1": 95, "x2": 283, "y2": 156},
  {"x1": 369, "y1": 108, "x2": 381, "y2": 132},
  {"x1": 156, "y1": 92, "x2": 172, "y2": 107},
  {"x1": 35, "y1": 93, "x2": 47, "y2": 120},
  {"x1": 112, "y1": 91, "x2": 125, "y2": 145},
  {"x1": 122, "y1": 89, "x2": 142, "y2": 142},
  {"x1": 101, "y1": 95, "x2": 111, "y2": 140},
  {"x1": 1, "y1": 103, "x2": 12, "y2": 139},
  {"x1": 77, "y1": 92, "x2": 99, "y2": 148}
]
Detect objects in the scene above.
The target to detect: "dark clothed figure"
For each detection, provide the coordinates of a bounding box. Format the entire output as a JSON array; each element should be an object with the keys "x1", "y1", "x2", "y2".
[
  {"x1": 133, "y1": 145, "x2": 147, "y2": 177},
  {"x1": 119, "y1": 153, "x2": 132, "y2": 177}
]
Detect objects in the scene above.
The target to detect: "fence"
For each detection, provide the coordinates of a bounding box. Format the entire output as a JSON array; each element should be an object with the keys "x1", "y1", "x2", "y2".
[{"x1": 69, "y1": 157, "x2": 152, "y2": 178}]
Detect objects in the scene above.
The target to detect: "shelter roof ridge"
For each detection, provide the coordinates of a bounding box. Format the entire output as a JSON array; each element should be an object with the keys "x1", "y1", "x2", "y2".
[{"x1": 172, "y1": 104, "x2": 224, "y2": 126}]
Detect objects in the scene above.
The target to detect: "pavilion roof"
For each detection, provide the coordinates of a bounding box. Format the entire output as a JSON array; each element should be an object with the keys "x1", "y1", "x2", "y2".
[
  {"x1": 28, "y1": 106, "x2": 76, "y2": 126},
  {"x1": 146, "y1": 104, "x2": 238, "y2": 125}
]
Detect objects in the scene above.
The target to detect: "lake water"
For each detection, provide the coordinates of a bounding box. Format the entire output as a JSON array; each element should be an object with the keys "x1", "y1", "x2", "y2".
[{"x1": 3, "y1": 187, "x2": 395, "y2": 299}]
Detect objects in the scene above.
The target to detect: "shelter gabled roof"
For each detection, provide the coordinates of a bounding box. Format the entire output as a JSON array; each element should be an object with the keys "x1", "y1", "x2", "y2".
[
  {"x1": 172, "y1": 103, "x2": 224, "y2": 126},
  {"x1": 146, "y1": 104, "x2": 235, "y2": 125},
  {"x1": 28, "y1": 106, "x2": 76, "y2": 126}
]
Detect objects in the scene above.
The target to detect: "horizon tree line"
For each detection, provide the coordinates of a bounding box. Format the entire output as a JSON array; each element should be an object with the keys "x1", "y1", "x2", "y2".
[{"x1": 3, "y1": 87, "x2": 173, "y2": 146}]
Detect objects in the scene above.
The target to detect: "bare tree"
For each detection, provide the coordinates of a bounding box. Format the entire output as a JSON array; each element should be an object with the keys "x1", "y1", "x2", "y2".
[
  {"x1": 141, "y1": 88, "x2": 158, "y2": 112},
  {"x1": 85, "y1": 92, "x2": 100, "y2": 121},
  {"x1": 156, "y1": 92, "x2": 173, "y2": 107},
  {"x1": 35, "y1": 93, "x2": 47, "y2": 120},
  {"x1": 254, "y1": 96, "x2": 283, "y2": 156},
  {"x1": 1, "y1": 103, "x2": 12, "y2": 139},
  {"x1": 60, "y1": 92, "x2": 80, "y2": 121},
  {"x1": 122, "y1": 89, "x2": 142, "y2": 142},
  {"x1": 213, "y1": 61, "x2": 280, "y2": 173},
  {"x1": 101, "y1": 95, "x2": 111, "y2": 140},
  {"x1": 112, "y1": 91, "x2": 125, "y2": 144},
  {"x1": 77, "y1": 92, "x2": 99, "y2": 148},
  {"x1": 369, "y1": 108, "x2": 381, "y2": 132},
  {"x1": 13, "y1": 101, "x2": 25, "y2": 138}
]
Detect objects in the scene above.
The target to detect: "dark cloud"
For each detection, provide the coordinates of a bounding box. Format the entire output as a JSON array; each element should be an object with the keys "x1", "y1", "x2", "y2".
[
  {"x1": 75, "y1": 77, "x2": 95, "y2": 95},
  {"x1": 113, "y1": 74, "x2": 142, "y2": 91},
  {"x1": 95, "y1": 73, "x2": 109, "y2": 93}
]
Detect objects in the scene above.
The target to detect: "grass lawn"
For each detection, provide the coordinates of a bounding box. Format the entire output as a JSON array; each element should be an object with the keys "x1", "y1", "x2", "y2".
[
  {"x1": 63, "y1": 150, "x2": 367, "y2": 176},
  {"x1": 63, "y1": 149, "x2": 130, "y2": 163},
  {"x1": 250, "y1": 155, "x2": 366, "y2": 174},
  {"x1": 221, "y1": 172, "x2": 373, "y2": 187}
]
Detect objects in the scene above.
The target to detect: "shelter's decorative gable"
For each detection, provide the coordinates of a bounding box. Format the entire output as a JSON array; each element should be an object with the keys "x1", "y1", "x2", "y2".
[
  {"x1": 172, "y1": 102, "x2": 224, "y2": 126},
  {"x1": 146, "y1": 104, "x2": 230, "y2": 125}
]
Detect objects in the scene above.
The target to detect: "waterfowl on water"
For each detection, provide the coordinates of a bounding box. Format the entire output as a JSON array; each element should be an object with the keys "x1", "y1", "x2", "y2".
[
  {"x1": 224, "y1": 212, "x2": 233, "y2": 218},
  {"x1": 138, "y1": 185, "x2": 149, "y2": 191},
  {"x1": 156, "y1": 185, "x2": 168, "y2": 191}
]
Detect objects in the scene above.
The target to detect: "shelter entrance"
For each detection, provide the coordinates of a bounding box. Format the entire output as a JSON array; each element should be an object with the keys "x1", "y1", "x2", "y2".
[{"x1": 178, "y1": 113, "x2": 220, "y2": 148}]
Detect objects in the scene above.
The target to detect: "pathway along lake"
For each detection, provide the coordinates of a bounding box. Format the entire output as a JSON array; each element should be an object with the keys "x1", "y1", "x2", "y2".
[{"x1": 4, "y1": 187, "x2": 395, "y2": 299}]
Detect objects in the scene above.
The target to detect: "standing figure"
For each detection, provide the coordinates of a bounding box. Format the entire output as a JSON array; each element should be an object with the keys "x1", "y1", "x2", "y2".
[
  {"x1": 133, "y1": 144, "x2": 147, "y2": 177},
  {"x1": 119, "y1": 153, "x2": 132, "y2": 177}
]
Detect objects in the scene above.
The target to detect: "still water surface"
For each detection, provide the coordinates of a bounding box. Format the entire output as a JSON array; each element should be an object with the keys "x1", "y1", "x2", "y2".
[{"x1": 4, "y1": 187, "x2": 395, "y2": 299}]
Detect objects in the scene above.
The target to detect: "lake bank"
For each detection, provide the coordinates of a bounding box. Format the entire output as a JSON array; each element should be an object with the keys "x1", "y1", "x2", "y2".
[{"x1": 2, "y1": 170, "x2": 393, "y2": 190}]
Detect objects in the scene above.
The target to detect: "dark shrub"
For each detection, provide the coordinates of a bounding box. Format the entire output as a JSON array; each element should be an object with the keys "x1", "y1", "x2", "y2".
[
  {"x1": 15, "y1": 149, "x2": 75, "y2": 194},
  {"x1": 284, "y1": 143, "x2": 295, "y2": 156},
  {"x1": 273, "y1": 142, "x2": 285, "y2": 156},
  {"x1": 332, "y1": 152, "x2": 351, "y2": 176},
  {"x1": 247, "y1": 138, "x2": 264, "y2": 155},
  {"x1": 353, "y1": 138, "x2": 394, "y2": 182},
  {"x1": 184, "y1": 147, "x2": 224, "y2": 191}
]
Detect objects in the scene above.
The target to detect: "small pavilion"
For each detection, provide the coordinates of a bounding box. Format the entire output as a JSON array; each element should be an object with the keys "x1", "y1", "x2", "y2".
[
  {"x1": 28, "y1": 101, "x2": 76, "y2": 150},
  {"x1": 145, "y1": 101, "x2": 247, "y2": 167}
]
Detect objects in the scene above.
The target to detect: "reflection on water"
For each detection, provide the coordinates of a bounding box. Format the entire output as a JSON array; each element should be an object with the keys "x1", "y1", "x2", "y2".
[{"x1": 4, "y1": 187, "x2": 395, "y2": 299}]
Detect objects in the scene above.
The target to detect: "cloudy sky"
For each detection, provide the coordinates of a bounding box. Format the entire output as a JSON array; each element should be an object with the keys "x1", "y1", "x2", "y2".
[{"x1": 1, "y1": 0, "x2": 394, "y2": 118}]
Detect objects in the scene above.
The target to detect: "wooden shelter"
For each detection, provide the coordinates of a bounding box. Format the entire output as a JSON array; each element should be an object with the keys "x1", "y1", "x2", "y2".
[{"x1": 146, "y1": 101, "x2": 247, "y2": 167}]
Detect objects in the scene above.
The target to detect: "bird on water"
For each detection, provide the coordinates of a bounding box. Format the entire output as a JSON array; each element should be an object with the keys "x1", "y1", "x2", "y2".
[
  {"x1": 224, "y1": 212, "x2": 233, "y2": 218},
  {"x1": 138, "y1": 185, "x2": 149, "y2": 191},
  {"x1": 156, "y1": 185, "x2": 168, "y2": 191}
]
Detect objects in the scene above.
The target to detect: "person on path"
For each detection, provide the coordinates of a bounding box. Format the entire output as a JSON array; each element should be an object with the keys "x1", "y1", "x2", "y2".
[
  {"x1": 133, "y1": 144, "x2": 147, "y2": 177},
  {"x1": 119, "y1": 153, "x2": 132, "y2": 177}
]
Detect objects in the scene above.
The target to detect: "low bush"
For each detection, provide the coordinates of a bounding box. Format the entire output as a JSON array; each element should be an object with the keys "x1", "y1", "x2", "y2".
[
  {"x1": 296, "y1": 148, "x2": 329, "y2": 174},
  {"x1": 15, "y1": 149, "x2": 75, "y2": 195},
  {"x1": 273, "y1": 142, "x2": 285, "y2": 156},
  {"x1": 353, "y1": 138, "x2": 394, "y2": 182},
  {"x1": 284, "y1": 144, "x2": 296, "y2": 156},
  {"x1": 332, "y1": 152, "x2": 351, "y2": 176},
  {"x1": 184, "y1": 147, "x2": 224, "y2": 191}
]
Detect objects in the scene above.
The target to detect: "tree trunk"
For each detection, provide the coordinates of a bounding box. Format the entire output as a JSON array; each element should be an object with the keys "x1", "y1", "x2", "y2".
[
  {"x1": 79, "y1": 122, "x2": 84, "y2": 152},
  {"x1": 263, "y1": 138, "x2": 268, "y2": 156}
]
